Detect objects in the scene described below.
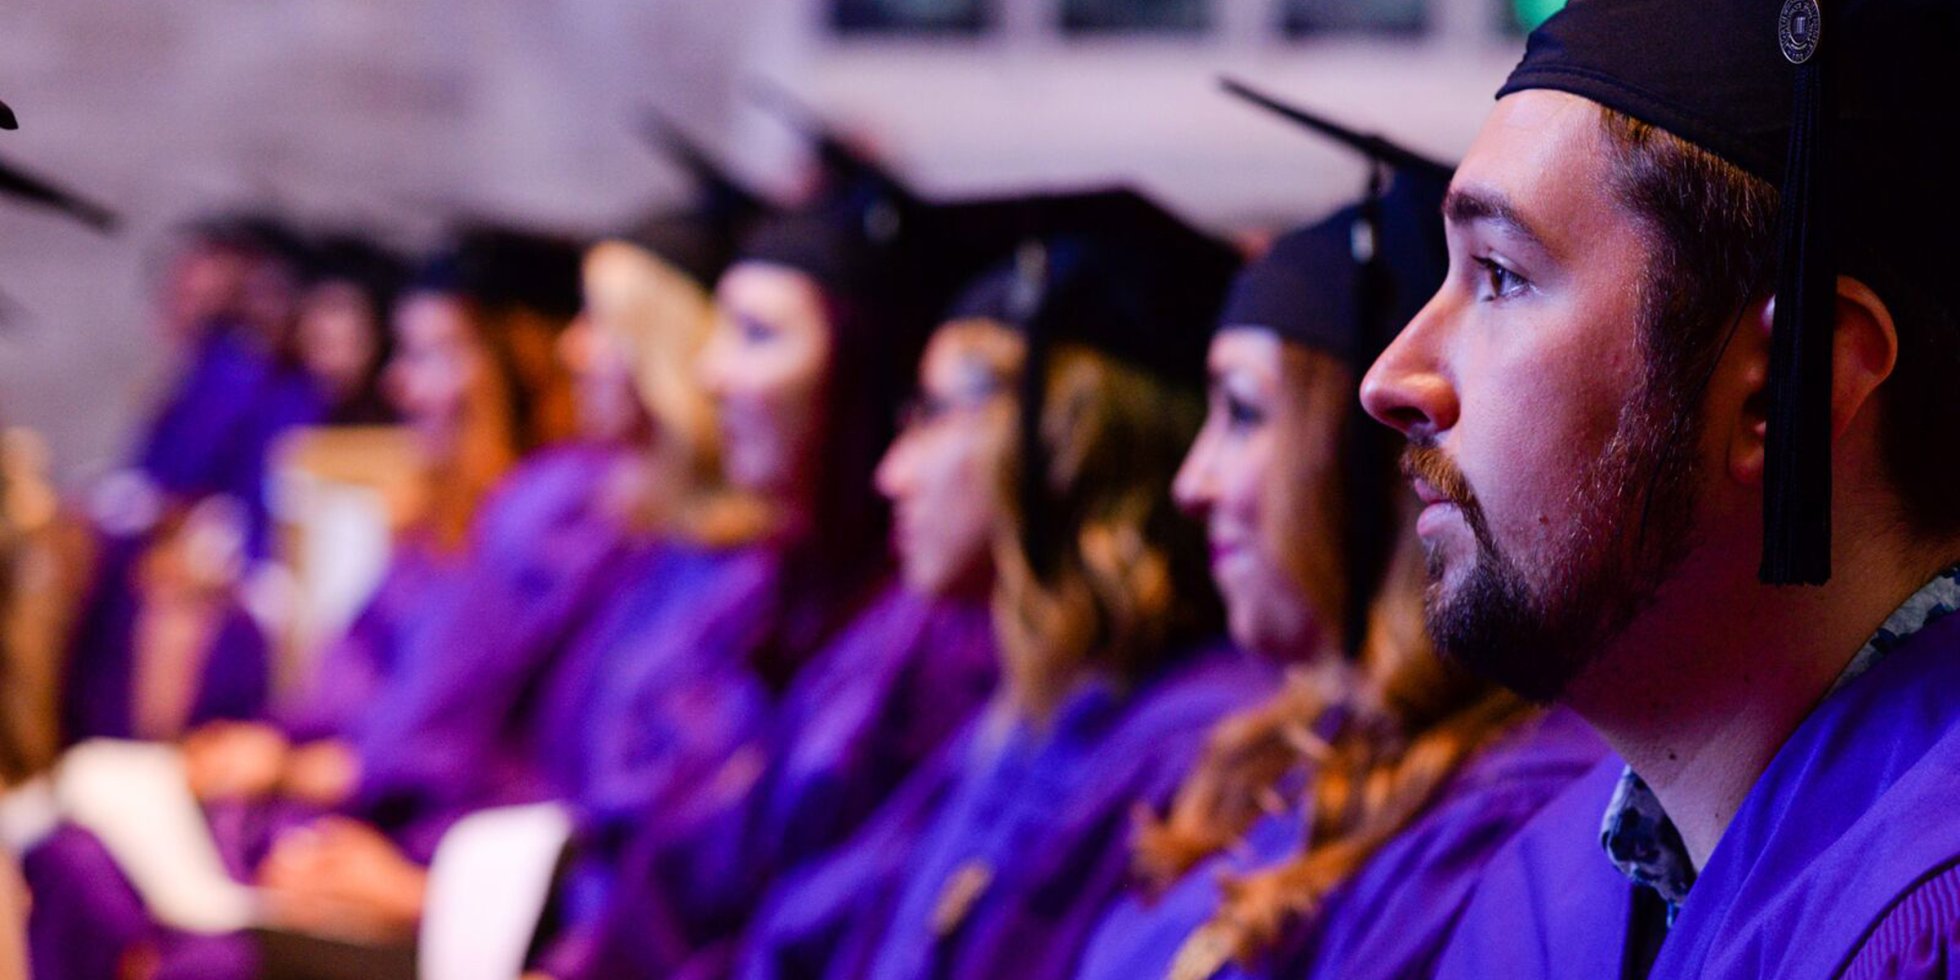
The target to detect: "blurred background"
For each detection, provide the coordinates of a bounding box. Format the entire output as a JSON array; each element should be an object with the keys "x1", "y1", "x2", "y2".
[{"x1": 0, "y1": 0, "x2": 1549, "y2": 487}]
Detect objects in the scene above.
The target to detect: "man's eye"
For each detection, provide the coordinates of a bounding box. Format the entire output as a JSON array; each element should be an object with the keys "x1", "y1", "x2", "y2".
[
  {"x1": 1474, "y1": 257, "x2": 1530, "y2": 301},
  {"x1": 739, "y1": 316, "x2": 777, "y2": 343},
  {"x1": 1224, "y1": 394, "x2": 1265, "y2": 430}
]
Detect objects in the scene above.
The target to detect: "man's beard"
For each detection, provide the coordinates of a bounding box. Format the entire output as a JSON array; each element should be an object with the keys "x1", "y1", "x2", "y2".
[{"x1": 1402, "y1": 378, "x2": 1704, "y2": 703}]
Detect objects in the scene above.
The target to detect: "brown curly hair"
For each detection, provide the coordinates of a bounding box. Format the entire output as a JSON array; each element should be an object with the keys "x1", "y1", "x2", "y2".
[
  {"x1": 933, "y1": 321, "x2": 1222, "y2": 723},
  {"x1": 1131, "y1": 343, "x2": 1530, "y2": 966}
]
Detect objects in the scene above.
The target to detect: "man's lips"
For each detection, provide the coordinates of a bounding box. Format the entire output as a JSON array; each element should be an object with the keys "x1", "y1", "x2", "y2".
[
  {"x1": 1410, "y1": 478, "x2": 1452, "y2": 507},
  {"x1": 1209, "y1": 538, "x2": 1247, "y2": 569}
]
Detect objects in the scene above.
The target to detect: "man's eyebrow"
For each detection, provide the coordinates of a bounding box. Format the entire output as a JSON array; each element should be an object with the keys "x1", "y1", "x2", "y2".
[{"x1": 1444, "y1": 186, "x2": 1552, "y2": 256}]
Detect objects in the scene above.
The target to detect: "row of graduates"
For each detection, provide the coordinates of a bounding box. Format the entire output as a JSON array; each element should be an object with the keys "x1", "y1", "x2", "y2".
[
  {"x1": 17, "y1": 0, "x2": 1960, "y2": 973},
  {"x1": 4, "y1": 88, "x2": 1613, "y2": 979}
]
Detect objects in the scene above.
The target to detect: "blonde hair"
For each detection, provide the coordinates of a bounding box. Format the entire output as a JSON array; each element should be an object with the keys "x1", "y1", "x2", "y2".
[
  {"x1": 1132, "y1": 343, "x2": 1531, "y2": 966},
  {"x1": 0, "y1": 429, "x2": 82, "y2": 782},
  {"x1": 948, "y1": 321, "x2": 1218, "y2": 723},
  {"x1": 582, "y1": 240, "x2": 765, "y2": 547}
]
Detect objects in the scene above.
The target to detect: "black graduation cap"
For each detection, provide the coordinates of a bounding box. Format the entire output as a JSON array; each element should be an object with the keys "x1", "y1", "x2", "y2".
[
  {"x1": 936, "y1": 186, "x2": 1244, "y2": 582},
  {"x1": 627, "y1": 107, "x2": 774, "y2": 290},
  {"x1": 738, "y1": 86, "x2": 944, "y2": 319},
  {"x1": 1221, "y1": 77, "x2": 1454, "y2": 657},
  {"x1": 748, "y1": 78, "x2": 906, "y2": 206},
  {"x1": 416, "y1": 225, "x2": 586, "y2": 324},
  {"x1": 305, "y1": 234, "x2": 410, "y2": 311},
  {"x1": 1498, "y1": 0, "x2": 1959, "y2": 585},
  {"x1": 0, "y1": 155, "x2": 119, "y2": 233}
]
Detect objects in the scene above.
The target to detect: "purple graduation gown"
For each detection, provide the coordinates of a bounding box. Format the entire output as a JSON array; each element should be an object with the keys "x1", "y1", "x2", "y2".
[
  {"x1": 1656, "y1": 608, "x2": 1960, "y2": 978},
  {"x1": 23, "y1": 537, "x2": 465, "y2": 980},
  {"x1": 1075, "y1": 708, "x2": 1605, "y2": 980},
  {"x1": 133, "y1": 326, "x2": 277, "y2": 500},
  {"x1": 562, "y1": 586, "x2": 1000, "y2": 978},
  {"x1": 134, "y1": 325, "x2": 325, "y2": 557},
  {"x1": 739, "y1": 643, "x2": 1277, "y2": 980},
  {"x1": 1430, "y1": 756, "x2": 1635, "y2": 980},
  {"x1": 347, "y1": 444, "x2": 649, "y2": 858},
  {"x1": 23, "y1": 446, "x2": 629, "y2": 980},
  {"x1": 521, "y1": 540, "x2": 794, "y2": 972},
  {"x1": 59, "y1": 324, "x2": 323, "y2": 748},
  {"x1": 58, "y1": 537, "x2": 270, "y2": 745},
  {"x1": 1439, "y1": 610, "x2": 1960, "y2": 979}
]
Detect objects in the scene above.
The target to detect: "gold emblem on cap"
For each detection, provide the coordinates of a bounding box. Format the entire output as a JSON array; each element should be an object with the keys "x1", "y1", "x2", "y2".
[
  {"x1": 931, "y1": 860, "x2": 994, "y2": 938},
  {"x1": 1779, "y1": 0, "x2": 1822, "y2": 64}
]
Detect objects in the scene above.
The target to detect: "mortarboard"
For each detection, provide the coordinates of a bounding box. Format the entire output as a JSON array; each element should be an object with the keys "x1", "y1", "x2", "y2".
[
  {"x1": 0, "y1": 158, "x2": 119, "y2": 233},
  {"x1": 1220, "y1": 77, "x2": 1453, "y2": 657},
  {"x1": 935, "y1": 187, "x2": 1244, "y2": 583},
  {"x1": 626, "y1": 107, "x2": 774, "y2": 291},
  {"x1": 305, "y1": 234, "x2": 410, "y2": 312},
  {"x1": 1496, "y1": 0, "x2": 1960, "y2": 585},
  {"x1": 0, "y1": 95, "x2": 117, "y2": 231},
  {"x1": 415, "y1": 225, "x2": 586, "y2": 324},
  {"x1": 737, "y1": 86, "x2": 955, "y2": 337}
]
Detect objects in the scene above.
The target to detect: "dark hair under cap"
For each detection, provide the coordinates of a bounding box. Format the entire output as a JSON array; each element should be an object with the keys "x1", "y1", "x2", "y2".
[
  {"x1": 939, "y1": 187, "x2": 1241, "y2": 386},
  {"x1": 624, "y1": 108, "x2": 773, "y2": 291},
  {"x1": 1499, "y1": 0, "x2": 1959, "y2": 584},
  {"x1": 1215, "y1": 80, "x2": 1455, "y2": 656},
  {"x1": 414, "y1": 225, "x2": 586, "y2": 323},
  {"x1": 937, "y1": 186, "x2": 1242, "y2": 582},
  {"x1": 1220, "y1": 172, "x2": 1448, "y2": 367}
]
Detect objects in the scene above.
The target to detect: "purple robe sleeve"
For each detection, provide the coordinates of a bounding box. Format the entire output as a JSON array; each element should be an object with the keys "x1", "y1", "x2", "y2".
[
  {"x1": 737, "y1": 733, "x2": 972, "y2": 980},
  {"x1": 1842, "y1": 865, "x2": 1960, "y2": 980},
  {"x1": 942, "y1": 649, "x2": 1276, "y2": 980},
  {"x1": 23, "y1": 825, "x2": 153, "y2": 980},
  {"x1": 1287, "y1": 709, "x2": 1608, "y2": 979},
  {"x1": 182, "y1": 603, "x2": 272, "y2": 731},
  {"x1": 60, "y1": 536, "x2": 271, "y2": 745},
  {"x1": 571, "y1": 590, "x2": 997, "y2": 977},
  {"x1": 349, "y1": 449, "x2": 641, "y2": 834},
  {"x1": 273, "y1": 543, "x2": 447, "y2": 745}
]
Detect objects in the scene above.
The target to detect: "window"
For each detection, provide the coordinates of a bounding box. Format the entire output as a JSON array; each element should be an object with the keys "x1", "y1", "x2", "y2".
[
  {"x1": 1283, "y1": 0, "x2": 1427, "y2": 36},
  {"x1": 1499, "y1": 0, "x2": 1563, "y2": 34},
  {"x1": 832, "y1": 0, "x2": 992, "y2": 34},
  {"x1": 1060, "y1": 0, "x2": 1210, "y2": 35}
]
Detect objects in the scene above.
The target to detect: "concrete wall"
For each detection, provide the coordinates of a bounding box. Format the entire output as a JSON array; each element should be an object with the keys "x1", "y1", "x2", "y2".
[{"x1": 0, "y1": 0, "x2": 1520, "y2": 488}]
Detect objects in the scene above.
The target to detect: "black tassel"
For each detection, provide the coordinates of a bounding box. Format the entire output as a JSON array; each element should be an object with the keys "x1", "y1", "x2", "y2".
[
  {"x1": 1761, "y1": 0, "x2": 1832, "y2": 586},
  {"x1": 1012, "y1": 242, "x2": 1060, "y2": 584},
  {"x1": 1343, "y1": 166, "x2": 1394, "y2": 658}
]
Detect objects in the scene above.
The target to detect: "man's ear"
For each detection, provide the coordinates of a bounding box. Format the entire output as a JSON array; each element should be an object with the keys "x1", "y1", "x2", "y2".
[
  {"x1": 1723, "y1": 298, "x2": 1776, "y2": 489},
  {"x1": 1725, "y1": 277, "x2": 1897, "y2": 489},
  {"x1": 1828, "y1": 277, "x2": 1898, "y2": 440}
]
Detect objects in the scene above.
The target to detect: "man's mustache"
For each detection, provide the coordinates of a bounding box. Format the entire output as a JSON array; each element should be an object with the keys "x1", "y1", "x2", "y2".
[{"x1": 1400, "y1": 441, "x2": 1474, "y2": 510}]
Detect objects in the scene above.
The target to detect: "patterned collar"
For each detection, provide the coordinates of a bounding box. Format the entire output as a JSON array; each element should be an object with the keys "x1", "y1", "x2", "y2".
[{"x1": 1599, "y1": 564, "x2": 1960, "y2": 914}]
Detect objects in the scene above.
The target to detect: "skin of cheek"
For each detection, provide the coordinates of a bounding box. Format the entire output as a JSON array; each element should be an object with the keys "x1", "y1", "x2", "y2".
[
  {"x1": 908, "y1": 417, "x2": 1001, "y2": 598},
  {"x1": 883, "y1": 337, "x2": 1005, "y2": 599},
  {"x1": 1216, "y1": 427, "x2": 1303, "y2": 653},
  {"x1": 1184, "y1": 329, "x2": 1316, "y2": 658},
  {"x1": 1437, "y1": 93, "x2": 1656, "y2": 582},
  {"x1": 389, "y1": 298, "x2": 477, "y2": 460},
  {"x1": 572, "y1": 320, "x2": 643, "y2": 445},
  {"x1": 706, "y1": 266, "x2": 833, "y2": 502},
  {"x1": 1452, "y1": 306, "x2": 1642, "y2": 573}
]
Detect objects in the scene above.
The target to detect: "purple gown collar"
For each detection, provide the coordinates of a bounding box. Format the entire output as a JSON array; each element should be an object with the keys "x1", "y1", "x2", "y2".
[
  {"x1": 1600, "y1": 565, "x2": 1960, "y2": 912},
  {"x1": 1652, "y1": 603, "x2": 1960, "y2": 977}
]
